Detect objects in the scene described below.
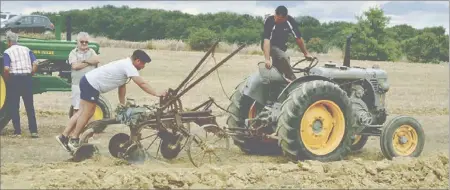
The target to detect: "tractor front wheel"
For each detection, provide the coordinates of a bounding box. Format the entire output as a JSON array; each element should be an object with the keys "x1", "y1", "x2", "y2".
[
  {"x1": 277, "y1": 80, "x2": 355, "y2": 162},
  {"x1": 380, "y1": 116, "x2": 425, "y2": 160}
]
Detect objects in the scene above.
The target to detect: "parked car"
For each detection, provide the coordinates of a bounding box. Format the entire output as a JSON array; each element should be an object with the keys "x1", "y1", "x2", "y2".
[
  {"x1": 1, "y1": 15, "x2": 54, "y2": 33},
  {"x1": 1, "y1": 12, "x2": 18, "y2": 23}
]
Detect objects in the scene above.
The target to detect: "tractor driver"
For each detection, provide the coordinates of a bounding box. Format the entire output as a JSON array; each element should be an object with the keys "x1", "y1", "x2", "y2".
[{"x1": 261, "y1": 5, "x2": 313, "y2": 82}]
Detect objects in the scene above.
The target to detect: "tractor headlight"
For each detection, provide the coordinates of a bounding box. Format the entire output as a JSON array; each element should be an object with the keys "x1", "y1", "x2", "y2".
[{"x1": 378, "y1": 79, "x2": 390, "y2": 92}]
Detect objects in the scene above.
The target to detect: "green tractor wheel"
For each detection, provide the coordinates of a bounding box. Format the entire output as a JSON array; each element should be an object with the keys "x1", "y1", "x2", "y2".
[
  {"x1": 0, "y1": 75, "x2": 11, "y2": 133},
  {"x1": 226, "y1": 79, "x2": 281, "y2": 155},
  {"x1": 277, "y1": 80, "x2": 355, "y2": 162}
]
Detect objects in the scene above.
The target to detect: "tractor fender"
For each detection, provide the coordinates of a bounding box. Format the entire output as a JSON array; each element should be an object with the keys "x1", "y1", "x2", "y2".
[{"x1": 276, "y1": 75, "x2": 333, "y2": 103}]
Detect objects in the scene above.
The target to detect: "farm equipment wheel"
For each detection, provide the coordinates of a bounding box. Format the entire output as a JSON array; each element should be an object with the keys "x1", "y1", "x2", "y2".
[
  {"x1": 68, "y1": 95, "x2": 112, "y2": 132},
  {"x1": 277, "y1": 80, "x2": 355, "y2": 162},
  {"x1": 380, "y1": 116, "x2": 425, "y2": 160},
  {"x1": 0, "y1": 75, "x2": 11, "y2": 133},
  {"x1": 226, "y1": 79, "x2": 281, "y2": 155},
  {"x1": 158, "y1": 131, "x2": 184, "y2": 160},
  {"x1": 109, "y1": 133, "x2": 132, "y2": 158},
  {"x1": 186, "y1": 124, "x2": 230, "y2": 167}
]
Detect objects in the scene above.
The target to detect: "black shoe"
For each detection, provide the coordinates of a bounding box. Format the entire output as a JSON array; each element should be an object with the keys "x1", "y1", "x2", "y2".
[{"x1": 55, "y1": 135, "x2": 71, "y2": 152}]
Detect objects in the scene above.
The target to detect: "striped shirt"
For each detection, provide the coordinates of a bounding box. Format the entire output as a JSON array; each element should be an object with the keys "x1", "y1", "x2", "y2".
[{"x1": 3, "y1": 44, "x2": 37, "y2": 74}]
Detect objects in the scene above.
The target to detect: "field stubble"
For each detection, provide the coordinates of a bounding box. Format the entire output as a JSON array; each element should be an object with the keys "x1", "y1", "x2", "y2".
[{"x1": 1, "y1": 47, "x2": 448, "y2": 189}]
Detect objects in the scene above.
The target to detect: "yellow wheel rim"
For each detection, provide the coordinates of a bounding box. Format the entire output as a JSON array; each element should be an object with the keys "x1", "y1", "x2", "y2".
[
  {"x1": 0, "y1": 76, "x2": 5, "y2": 110},
  {"x1": 392, "y1": 125, "x2": 418, "y2": 156},
  {"x1": 91, "y1": 105, "x2": 104, "y2": 121},
  {"x1": 300, "y1": 100, "x2": 346, "y2": 156},
  {"x1": 352, "y1": 135, "x2": 362, "y2": 145}
]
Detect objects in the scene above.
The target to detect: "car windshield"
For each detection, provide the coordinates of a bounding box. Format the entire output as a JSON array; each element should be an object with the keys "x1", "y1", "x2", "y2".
[
  {"x1": 6, "y1": 16, "x2": 20, "y2": 22},
  {"x1": 0, "y1": 15, "x2": 6, "y2": 19}
]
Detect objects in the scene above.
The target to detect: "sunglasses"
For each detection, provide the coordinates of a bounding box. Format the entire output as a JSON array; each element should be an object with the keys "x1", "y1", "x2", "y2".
[{"x1": 79, "y1": 40, "x2": 89, "y2": 44}]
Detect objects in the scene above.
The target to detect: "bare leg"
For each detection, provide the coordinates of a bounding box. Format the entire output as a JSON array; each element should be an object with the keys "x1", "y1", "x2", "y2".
[
  {"x1": 70, "y1": 99, "x2": 96, "y2": 139},
  {"x1": 62, "y1": 109, "x2": 82, "y2": 137}
]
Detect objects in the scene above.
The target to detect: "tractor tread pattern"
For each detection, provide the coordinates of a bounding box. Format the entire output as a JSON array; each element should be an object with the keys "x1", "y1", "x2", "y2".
[{"x1": 277, "y1": 80, "x2": 356, "y2": 162}]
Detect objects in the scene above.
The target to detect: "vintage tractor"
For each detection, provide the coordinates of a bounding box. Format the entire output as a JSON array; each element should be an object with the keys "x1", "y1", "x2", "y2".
[
  {"x1": 225, "y1": 34, "x2": 425, "y2": 162},
  {"x1": 0, "y1": 15, "x2": 112, "y2": 132}
]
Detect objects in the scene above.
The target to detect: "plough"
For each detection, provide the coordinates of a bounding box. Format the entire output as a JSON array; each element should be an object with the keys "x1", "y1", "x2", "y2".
[{"x1": 72, "y1": 42, "x2": 245, "y2": 167}]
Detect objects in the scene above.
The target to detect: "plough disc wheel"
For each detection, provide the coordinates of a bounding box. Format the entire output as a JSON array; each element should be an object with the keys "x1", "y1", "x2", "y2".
[
  {"x1": 160, "y1": 135, "x2": 183, "y2": 160},
  {"x1": 109, "y1": 133, "x2": 131, "y2": 158},
  {"x1": 69, "y1": 144, "x2": 99, "y2": 162}
]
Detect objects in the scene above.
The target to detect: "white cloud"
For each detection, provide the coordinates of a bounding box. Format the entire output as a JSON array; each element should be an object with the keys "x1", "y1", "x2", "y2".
[{"x1": 386, "y1": 11, "x2": 449, "y2": 33}]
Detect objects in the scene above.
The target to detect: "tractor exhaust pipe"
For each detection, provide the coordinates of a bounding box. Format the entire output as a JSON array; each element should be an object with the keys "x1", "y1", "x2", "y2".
[
  {"x1": 343, "y1": 33, "x2": 353, "y2": 67},
  {"x1": 66, "y1": 15, "x2": 72, "y2": 41}
]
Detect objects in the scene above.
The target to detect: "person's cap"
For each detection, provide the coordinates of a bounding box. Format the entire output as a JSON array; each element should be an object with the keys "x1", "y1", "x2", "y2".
[{"x1": 132, "y1": 49, "x2": 152, "y2": 63}]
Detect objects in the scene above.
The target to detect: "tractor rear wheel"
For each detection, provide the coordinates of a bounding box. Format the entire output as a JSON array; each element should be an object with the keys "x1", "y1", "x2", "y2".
[
  {"x1": 68, "y1": 95, "x2": 112, "y2": 133},
  {"x1": 277, "y1": 80, "x2": 355, "y2": 162},
  {"x1": 0, "y1": 75, "x2": 11, "y2": 133},
  {"x1": 226, "y1": 79, "x2": 281, "y2": 155}
]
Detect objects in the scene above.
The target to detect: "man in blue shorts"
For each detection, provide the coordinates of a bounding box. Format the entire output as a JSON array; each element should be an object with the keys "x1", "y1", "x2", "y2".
[{"x1": 55, "y1": 49, "x2": 167, "y2": 151}]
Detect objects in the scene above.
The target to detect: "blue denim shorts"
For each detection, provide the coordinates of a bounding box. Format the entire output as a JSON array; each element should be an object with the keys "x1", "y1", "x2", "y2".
[{"x1": 79, "y1": 76, "x2": 99, "y2": 103}]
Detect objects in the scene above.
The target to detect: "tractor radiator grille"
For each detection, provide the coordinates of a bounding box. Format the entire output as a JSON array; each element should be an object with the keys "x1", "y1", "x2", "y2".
[{"x1": 370, "y1": 79, "x2": 379, "y2": 92}]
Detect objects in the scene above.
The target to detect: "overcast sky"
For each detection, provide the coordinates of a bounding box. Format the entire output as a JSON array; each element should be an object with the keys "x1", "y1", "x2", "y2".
[{"x1": 1, "y1": 1, "x2": 449, "y2": 33}]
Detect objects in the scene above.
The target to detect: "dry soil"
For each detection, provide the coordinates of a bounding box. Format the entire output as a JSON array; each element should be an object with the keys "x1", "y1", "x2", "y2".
[{"x1": 1, "y1": 48, "x2": 448, "y2": 189}]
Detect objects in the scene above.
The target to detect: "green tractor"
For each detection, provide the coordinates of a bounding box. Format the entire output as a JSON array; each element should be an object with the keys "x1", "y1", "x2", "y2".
[
  {"x1": 226, "y1": 34, "x2": 425, "y2": 161},
  {"x1": 0, "y1": 15, "x2": 112, "y2": 132}
]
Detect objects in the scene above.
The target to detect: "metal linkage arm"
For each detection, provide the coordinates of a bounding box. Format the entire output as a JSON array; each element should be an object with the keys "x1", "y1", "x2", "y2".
[
  {"x1": 174, "y1": 41, "x2": 219, "y2": 94},
  {"x1": 160, "y1": 44, "x2": 246, "y2": 111}
]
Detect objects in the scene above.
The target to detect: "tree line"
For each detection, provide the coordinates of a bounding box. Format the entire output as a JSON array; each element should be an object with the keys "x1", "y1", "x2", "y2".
[{"x1": 32, "y1": 5, "x2": 449, "y2": 63}]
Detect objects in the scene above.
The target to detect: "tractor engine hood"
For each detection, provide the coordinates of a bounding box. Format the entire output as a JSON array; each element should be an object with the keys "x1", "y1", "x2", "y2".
[{"x1": 309, "y1": 63, "x2": 388, "y2": 81}]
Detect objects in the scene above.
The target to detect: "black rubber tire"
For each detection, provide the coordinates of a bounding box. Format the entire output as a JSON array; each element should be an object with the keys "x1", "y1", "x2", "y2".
[
  {"x1": 380, "y1": 116, "x2": 425, "y2": 160},
  {"x1": 109, "y1": 133, "x2": 131, "y2": 158},
  {"x1": 277, "y1": 80, "x2": 355, "y2": 162},
  {"x1": 0, "y1": 108, "x2": 10, "y2": 133},
  {"x1": 350, "y1": 135, "x2": 369, "y2": 151},
  {"x1": 160, "y1": 138, "x2": 182, "y2": 160},
  {"x1": 0, "y1": 75, "x2": 11, "y2": 133},
  {"x1": 226, "y1": 79, "x2": 281, "y2": 155}
]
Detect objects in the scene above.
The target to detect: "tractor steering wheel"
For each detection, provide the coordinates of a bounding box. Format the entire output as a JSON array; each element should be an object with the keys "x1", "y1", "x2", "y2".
[{"x1": 291, "y1": 57, "x2": 318, "y2": 74}]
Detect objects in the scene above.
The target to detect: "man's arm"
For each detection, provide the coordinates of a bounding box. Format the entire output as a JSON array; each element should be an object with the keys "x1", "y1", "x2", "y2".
[
  {"x1": 118, "y1": 84, "x2": 126, "y2": 105},
  {"x1": 295, "y1": 38, "x2": 310, "y2": 57},
  {"x1": 288, "y1": 16, "x2": 312, "y2": 58},
  {"x1": 83, "y1": 49, "x2": 100, "y2": 67},
  {"x1": 131, "y1": 76, "x2": 165, "y2": 97},
  {"x1": 29, "y1": 51, "x2": 38, "y2": 74},
  {"x1": 3, "y1": 53, "x2": 11, "y2": 80},
  {"x1": 262, "y1": 16, "x2": 275, "y2": 69}
]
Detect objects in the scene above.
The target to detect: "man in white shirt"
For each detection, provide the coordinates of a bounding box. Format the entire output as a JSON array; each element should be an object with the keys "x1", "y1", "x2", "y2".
[{"x1": 55, "y1": 49, "x2": 167, "y2": 151}]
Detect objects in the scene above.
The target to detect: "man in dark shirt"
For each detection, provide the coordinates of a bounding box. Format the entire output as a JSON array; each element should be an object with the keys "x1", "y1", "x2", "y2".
[{"x1": 261, "y1": 5, "x2": 313, "y2": 81}]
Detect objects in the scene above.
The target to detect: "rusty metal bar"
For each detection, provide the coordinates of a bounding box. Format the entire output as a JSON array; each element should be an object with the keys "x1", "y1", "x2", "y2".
[
  {"x1": 160, "y1": 44, "x2": 246, "y2": 111},
  {"x1": 191, "y1": 98, "x2": 214, "y2": 111},
  {"x1": 174, "y1": 41, "x2": 220, "y2": 94}
]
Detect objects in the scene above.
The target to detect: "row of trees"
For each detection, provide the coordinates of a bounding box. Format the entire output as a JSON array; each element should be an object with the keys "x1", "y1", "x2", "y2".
[{"x1": 32, "y1": 5, "x2": 449, "y2": 63}]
